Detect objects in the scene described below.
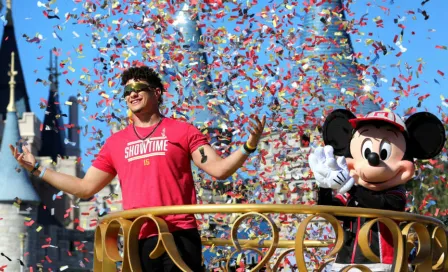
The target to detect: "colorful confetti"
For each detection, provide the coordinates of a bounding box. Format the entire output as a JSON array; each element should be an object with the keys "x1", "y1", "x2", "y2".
[{"x1": 0, "y1": 0, "x2": 446, "y2": 270}]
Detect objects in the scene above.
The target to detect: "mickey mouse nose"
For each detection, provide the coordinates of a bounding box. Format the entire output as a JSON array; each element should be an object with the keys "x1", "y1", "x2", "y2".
[{"x1": 367, "y1": 152, "x2": 380, "y2": 166}]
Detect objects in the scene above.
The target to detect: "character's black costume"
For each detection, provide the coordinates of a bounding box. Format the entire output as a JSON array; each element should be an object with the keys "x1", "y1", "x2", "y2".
[{"x1": 318, "y1": 185, "x2": 406, "y2": 267}]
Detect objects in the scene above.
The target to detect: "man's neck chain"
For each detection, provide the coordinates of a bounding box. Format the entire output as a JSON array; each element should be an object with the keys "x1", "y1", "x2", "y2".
[{"x1": 132, "y1": 117, "x2": 164, "y2": 141}]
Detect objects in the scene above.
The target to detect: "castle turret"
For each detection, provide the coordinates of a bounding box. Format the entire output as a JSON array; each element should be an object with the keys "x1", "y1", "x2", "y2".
[
  {"x1": 259, "y1": 0, "x2": 380, "y2": 205},
  {"x1": 38, "y1": 51, "x2": 67, "y2": 162},
  {"x1": 0, "y1": 0, "x2": 30, "y2": 121},
  {"x1": 280, "y1": 0, "x2": 379, "y2": 129},
  {"x1": 0, "y1": 52, "x2": 40, "y2": 202},
  {"x1": 0, "y1": 51, "x2": 40, "y2": 271},
  {"x1": 65, "y1": 96, "x2": 80, "y2": 157},
  {"x1": 171, "y1": 4, "x2": 232, "y2": 150}
]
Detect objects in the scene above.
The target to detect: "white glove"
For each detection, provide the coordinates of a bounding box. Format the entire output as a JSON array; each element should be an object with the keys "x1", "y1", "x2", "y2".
[{"x1": 309, "y1": 145, "x2": 355, "y2": 194}]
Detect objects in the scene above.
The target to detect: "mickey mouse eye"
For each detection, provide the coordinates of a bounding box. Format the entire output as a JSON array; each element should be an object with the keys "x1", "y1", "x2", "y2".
[
  {"x1": 362, "y1": 139, "x2": 373, "y2": 160},
  {"x1": 380, "y1": 140, "x2": 392, "y2": 161}
]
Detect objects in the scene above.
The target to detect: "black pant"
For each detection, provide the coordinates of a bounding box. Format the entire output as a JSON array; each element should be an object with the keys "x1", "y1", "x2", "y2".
[{"x1": 138, "y1": 228, "x2": 204, "y2": 272}]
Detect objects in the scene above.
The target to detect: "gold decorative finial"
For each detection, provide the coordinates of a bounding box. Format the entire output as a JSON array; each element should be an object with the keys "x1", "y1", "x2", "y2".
[{"x1": 7, "y1": 51, "x2": 18, "y2": 112}]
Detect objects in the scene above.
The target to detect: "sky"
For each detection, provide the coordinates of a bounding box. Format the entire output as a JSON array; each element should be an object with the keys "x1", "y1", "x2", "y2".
[{"x1": 1, "y1": 0, "x2": 447, "y2": 173}]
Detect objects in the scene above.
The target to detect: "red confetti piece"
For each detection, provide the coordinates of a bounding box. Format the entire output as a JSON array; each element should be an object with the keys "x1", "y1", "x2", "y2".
[
  {"x1": 24, "y1": 220, "x2": 35, "y2": 227},
  {"x1": 76, "y1": 226, "x2": 85, "y2": 232},
  {"x1": 45, "y1": 255, "x2": 52, "y2": 263}
]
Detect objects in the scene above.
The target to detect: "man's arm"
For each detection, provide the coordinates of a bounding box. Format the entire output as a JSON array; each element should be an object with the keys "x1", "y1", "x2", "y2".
[
  {"x1": 35, "y1": 166, "x2": 115, "y2": 199},
  {"x1": 191, "y1": 144, "x2": 251, "y2": 180},
  {"x1": 10, "y1": 144, "x2": 115, "y2": 199},
  {"x1": 191, "y1": 115, "x2": 266, "y2": 180}
]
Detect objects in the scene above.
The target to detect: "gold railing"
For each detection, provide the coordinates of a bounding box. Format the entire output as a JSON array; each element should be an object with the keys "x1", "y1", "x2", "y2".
[{"x1": 94, "y1": 204, "x2": 448, "y2": 272}]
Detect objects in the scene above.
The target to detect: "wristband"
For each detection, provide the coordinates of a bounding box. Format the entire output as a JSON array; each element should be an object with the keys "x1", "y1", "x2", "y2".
[
  {"x1": 245, "y1": 141, "x2": 256, "y2": 150},
  {"x1": 30, "y1": 162, "x2": 40, "y2": 175},
  {"x1": 39, "y1": 167, "x2": 47, "y2": 179},
  {"x1": 240, "y1": 146, "x2": 251, "y2": 156},
  {"x1": 243, "y1": 142, "x2": 256, "y2": 154}
]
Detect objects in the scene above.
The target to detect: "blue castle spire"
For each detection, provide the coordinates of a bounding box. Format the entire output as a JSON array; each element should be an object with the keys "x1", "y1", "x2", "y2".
[
  {"x1": 171, "y1": 4, "x2": 226, "y2": 125},
  {"x1": 0, "y1": 52, "x2": 40, "y2": 202},
  {"x1": 38, "y1": 51, "x2": 67, "y2": 162},
  {"x1": 170, "y1": 3, "x2": 232, "y2": 148},
  {"x1": 281, "y1": 0, "x2": 379, "y2": 127},
  {"x1": 0, "y1": 0, "x2": 31, "y2": 120}
]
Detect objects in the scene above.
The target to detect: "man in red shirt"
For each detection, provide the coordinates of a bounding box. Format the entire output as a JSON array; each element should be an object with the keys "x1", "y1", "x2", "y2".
[{"x1": 10, "y1": 66, "x2": 266, "y2": 271}]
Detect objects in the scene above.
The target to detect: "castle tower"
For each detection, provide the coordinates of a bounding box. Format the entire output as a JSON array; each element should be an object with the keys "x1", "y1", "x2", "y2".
[
  {"x1": 34, "y1": 51, "x2": 82, "y2": 230},
  {"x1": 0, "y1": 0, "x2": 42, "y2": 156},
  {"x1": 0, "y1": 5, "x2": 90, "y2": 271},
  {"x1": 281, "y1": 0, "x2": 379, "y2": 128},
  {"x1": 258, "y1": 0, "x2": 380, "y2": 204},
  {"x1": 0, "y1": 51, "x2": 40, "y2": 272},
  {"x1": 65, "y1": 96, "x2": 80, "y2": 157},
  {"x1": 38, "y1": 51, "x2": 67, "y2": 162},
  {"x1": 159, "y1": 4, "x2": 236, "y2": 205},
  {"x1": 171, "y1": 4, "x2": 232, "y2": 151},
  {"x1": 0, "y1": 0, "x2": 30, "y2": 121}
]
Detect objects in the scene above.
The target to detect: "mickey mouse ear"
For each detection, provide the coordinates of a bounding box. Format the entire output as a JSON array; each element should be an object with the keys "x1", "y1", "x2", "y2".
[
  {"x1": 405, "y1": 112, "x2": 446, "y2": 159},
  {"x1": 322, "y1": 109, "x2": 357, "y2": 156}
]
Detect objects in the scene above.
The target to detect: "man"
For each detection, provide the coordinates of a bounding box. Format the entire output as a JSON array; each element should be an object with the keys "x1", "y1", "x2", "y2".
[{"x1": 10, "y1": 66, "x2": 266, "y2": 271}]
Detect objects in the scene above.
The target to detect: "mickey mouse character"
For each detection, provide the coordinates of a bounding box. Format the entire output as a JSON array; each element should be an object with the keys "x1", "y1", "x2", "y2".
[{"x1": 309, "y1": 109, "x2": 446, "y2": 272}]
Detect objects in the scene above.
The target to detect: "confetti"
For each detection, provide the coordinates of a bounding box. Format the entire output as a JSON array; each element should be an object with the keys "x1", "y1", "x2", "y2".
[{"x1": 5, "y1": 0, "x2": 446, "y2": 270}]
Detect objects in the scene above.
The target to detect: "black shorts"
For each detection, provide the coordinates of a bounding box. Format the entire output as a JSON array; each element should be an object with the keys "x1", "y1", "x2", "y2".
[{"x1": 138, "y1": 228, "x2": 204, "y2": 272}]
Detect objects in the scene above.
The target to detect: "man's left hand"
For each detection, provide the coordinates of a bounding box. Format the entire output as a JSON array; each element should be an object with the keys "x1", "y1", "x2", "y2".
[{"x1": 246, "y1": 115, "x2": 266, "y2": 149}]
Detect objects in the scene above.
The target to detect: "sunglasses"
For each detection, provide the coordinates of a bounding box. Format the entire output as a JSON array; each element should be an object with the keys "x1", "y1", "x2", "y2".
[{"x1": 122, "y1": 82, "x2": 155, "y2": 98}]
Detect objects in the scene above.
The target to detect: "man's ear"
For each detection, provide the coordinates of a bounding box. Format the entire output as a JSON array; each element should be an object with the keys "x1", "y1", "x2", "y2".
[
  {"x1": 405, "y1": 112, "x2": 446, "y2": 159},
  {"x1": 155, "y1": 87, "x2": 163, "y2": 105},
  {"x1": 156, "y1": 87, "x2": 162, "y2": 97},
  {"x1": 323, "y1": 109, "x2": 357, "y2": 156}
]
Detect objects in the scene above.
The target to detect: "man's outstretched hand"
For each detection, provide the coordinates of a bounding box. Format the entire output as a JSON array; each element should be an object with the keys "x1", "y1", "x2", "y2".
[
  {"x1": 9, "y1": 144, "x2": 36, "y2": 172},
  {"x1": 246, "y1": 114, "x2": 266, "y2": 149}
]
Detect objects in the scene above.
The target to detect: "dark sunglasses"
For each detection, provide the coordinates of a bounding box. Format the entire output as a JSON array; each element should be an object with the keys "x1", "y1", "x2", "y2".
[{"x1": 122, "y1": 82, "x2": 154, "y2": 98}]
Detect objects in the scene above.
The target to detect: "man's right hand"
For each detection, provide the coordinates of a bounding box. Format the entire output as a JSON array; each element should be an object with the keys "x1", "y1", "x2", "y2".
[
  {"x1": 308, "y1": 145, "x2": 355, "y2": 194},
  {"x1": 9, "y1": 144, "x2": 36, "y2": 173},
  {"x1": 10, "y1": 144, "x2": 116, "y2": 199}
]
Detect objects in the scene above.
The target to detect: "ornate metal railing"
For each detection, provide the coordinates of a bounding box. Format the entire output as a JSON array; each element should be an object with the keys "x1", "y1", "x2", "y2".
[{"x1": 93, "y1": 204, "x2": 448, "y2": 272}]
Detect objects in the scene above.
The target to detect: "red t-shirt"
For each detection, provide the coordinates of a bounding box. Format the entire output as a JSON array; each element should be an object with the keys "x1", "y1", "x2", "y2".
[{"x1": 92, "y1": 117, "x2": 208, "y2": 239}]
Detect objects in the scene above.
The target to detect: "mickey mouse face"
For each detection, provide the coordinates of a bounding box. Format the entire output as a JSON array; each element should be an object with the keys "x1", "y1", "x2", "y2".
[
  {"x1": 322, "y1": 109, "x2": 446, "y2": 192},
  {"x1": 347, "y1": 123, "x2": 414, "y2": 191}
]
